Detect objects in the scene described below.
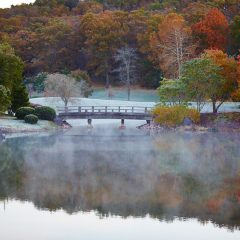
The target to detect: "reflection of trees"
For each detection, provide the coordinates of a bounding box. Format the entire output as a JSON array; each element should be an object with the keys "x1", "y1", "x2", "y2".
[
  {"x1": 0, "y1": 143, "x2": 24, "y2": 199},
  {"x1": 0, "y1": 133, "x2": 240, "y2": 230}
]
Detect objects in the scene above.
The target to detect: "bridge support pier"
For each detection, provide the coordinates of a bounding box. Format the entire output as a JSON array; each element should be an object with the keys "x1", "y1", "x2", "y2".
[
  {"x1": 119, "y1": 119, "x2": 126, "y2": 129},
  {"x1": 146, "y1": 120, "x2": 151, "y2": 126},
  {"x1": 87, "y1": 119, "x2": 93, "y2": 128}
]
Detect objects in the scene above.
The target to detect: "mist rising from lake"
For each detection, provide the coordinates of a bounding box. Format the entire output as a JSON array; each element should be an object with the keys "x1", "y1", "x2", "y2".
[{"x1": 0, "y1": 128, "x2": 240, "y2": 239}]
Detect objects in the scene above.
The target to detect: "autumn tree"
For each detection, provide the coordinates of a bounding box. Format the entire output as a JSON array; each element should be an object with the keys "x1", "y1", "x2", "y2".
[
  {"x1": 80, "y1": 11, "x2": 127, "y2": 88},
  {"x1": 181, "y1": 51, "x2": 238, "y2": 113},
  {"x1": 230, "y1": 16, "x2": 240, "y2": 54},
  {"x1": 114, "y1": 46, "x2": 138, "y2": 100},
  {"x1": 149, "y1": 13, "x2": 195, "y2": 79},
  {"x1": 45, "y1": 73, "x2": 90, "y2": 106},
  {"x1": 204, "y1": 49, "x2": 239, "y2": 110},
  {"x1": 182, "y1": 2, "x2": 211, "y2": 24},
  {"x1": 37, "y1": 19, "x2": 74, "y2": 72},
  {"x1": 192, "y1": 8, "x2": 229, "y2": 52}
]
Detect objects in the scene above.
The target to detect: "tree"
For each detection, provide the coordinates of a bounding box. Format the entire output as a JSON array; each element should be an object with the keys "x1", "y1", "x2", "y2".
[
  {"x1": 33, "y1": 72, "x2": 47, "y2": 93},
  {"x1": 0, "y1": 43, "x2": 24, "y2": 92},
  {"x1": 0, "y1": 85, "x2": 11, "y2": 113},
  {"x1": 230, "y1": 16, "x2": 240, "y2": 54},
  {"x1": 11, "y1": 84, "x2": 29, "y2": 112},
  {"x1": 80, "y1": 11, "x2": 127, "y2": 87},
  {"x1": 182, "y1": 2, "x2": 211, "y2": 24},
  {"x1": 192, "y1": 8, "x2": 229, "y2": 52},
  {"x1": 44, "y1": 73, "x2": 89, "y2": 106},
  {"x1": 204, "y1": 49, "x2": 239, "y2": 111},
  {"x1": 149, "y1": 13, "x2": 195, "y2": 79},
  {"x1": 70, "y1": 70, "x2": 93, "y2": 97},
  {"x1": 114, "y1": 46, "x2": 137, "y2": 100},
  {"x1": 181, "y1": 58, "x2": 225, "y2": 113},
  {"x1": 64, "y1": 0, "x2": 79, "y2": 10},
  {"x1": 0, "y1": 43, "x2": 28, "y2": 112},
  {"x1": 158, "y1": 79, "x2": 187, "y2": 106}
]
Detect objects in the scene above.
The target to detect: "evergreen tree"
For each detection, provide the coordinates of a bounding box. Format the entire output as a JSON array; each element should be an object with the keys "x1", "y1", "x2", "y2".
[
  {"x1": 11, "y1": 84, "x2": 30, "y2": 112},
  {"x1": 0, "y1": 43, "x2": 28, "y2": 112},
  {"x1": 0, "y1": 85, "x2": 11, "y2": 113}
]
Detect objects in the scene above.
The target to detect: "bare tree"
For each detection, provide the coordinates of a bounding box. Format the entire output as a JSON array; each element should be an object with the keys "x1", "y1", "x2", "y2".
[
  {"x1": 44, "y1": 73, "x2": 88, "y2": 106},
  {"x1": 150, "y1": 13, "x2": 196, "y2": 79},
  {"x1": 114, "y1": 47, "x2": 138, "y2": 100}
]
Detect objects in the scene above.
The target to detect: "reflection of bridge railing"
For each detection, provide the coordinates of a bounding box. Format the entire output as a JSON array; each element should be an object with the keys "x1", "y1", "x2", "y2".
[{"x1": 57, "y1": 106, "x2": 153, "y2": 125}]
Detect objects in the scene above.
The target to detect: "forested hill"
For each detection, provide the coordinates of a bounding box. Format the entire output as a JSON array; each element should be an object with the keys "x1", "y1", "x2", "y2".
[{"x1": 0, "y1": 0, "x2": 240, "y2": 88}]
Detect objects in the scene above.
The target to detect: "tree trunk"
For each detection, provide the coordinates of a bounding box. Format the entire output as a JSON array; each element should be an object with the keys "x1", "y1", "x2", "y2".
[
  {"x1": 126, "y1": 67, "x2": 130, "y2": 101},
  {"x1": 212, "y1": 101, "x2": 217, "y2": 113},
  {"x1": 106, "y1": 72, "x2": 110, "y2": 89},
  {"x1": 127, "y1": 84, "x2": 130, "y2": 101}
]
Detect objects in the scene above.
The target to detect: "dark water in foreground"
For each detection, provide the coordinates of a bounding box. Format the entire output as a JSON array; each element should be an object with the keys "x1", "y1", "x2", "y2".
[{"x1": 0, "y1": 127, "x2": 240, "y2": 239}]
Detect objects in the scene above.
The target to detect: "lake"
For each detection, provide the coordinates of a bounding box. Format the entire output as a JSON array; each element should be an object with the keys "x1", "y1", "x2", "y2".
[{"x1": 0, "y1": 127, "x2": 240, "y2": 239}]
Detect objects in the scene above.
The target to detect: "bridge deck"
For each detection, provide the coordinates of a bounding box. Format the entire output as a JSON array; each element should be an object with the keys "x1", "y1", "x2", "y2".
[{"x1": 57, "y1": 106, "x2": 153, "y2": 120}]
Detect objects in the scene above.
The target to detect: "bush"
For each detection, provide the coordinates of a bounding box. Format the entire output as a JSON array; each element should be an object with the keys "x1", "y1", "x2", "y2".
[
  {"x1": 152, "y1": 105, "x2": 200, "y2": 127},
  {"x1": 35, "y1": 106, "x2": 56, "y2": 121},
  {"x1": 15, "y1": 107, "x2": 35, "y2": 120},
  {"x1": 24, "y1": 114, "x2": 38, "y2": 124}
]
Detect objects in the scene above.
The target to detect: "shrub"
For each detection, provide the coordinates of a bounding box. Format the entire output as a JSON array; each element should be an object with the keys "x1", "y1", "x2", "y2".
[
  {"x1": 15, "y1": 107, "x2": 35, "y2": 120},
  {"x1": 24, "y1": 114, "x2": 38, "y2": 124},
  {"x1": 35, "y1": 106, "x2": 56, "y2": 121},
  {"x1": 152, "y1": 105, "x2": 200, "y2": 127}
]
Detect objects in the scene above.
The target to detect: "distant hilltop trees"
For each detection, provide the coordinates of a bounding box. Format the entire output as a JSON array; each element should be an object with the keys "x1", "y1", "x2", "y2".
[{"x1": 0, "y1": 0, "x2": 239, "y2": 95}]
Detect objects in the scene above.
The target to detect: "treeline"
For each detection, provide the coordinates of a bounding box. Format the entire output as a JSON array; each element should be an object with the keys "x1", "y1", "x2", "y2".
[{"x1": 0, "y1": 0, "x2": 240, "y2": 89}]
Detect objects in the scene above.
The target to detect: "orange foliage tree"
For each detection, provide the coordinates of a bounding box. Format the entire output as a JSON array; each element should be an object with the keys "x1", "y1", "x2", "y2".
[
  {"x1": 231, "y1": 53, "x2": 240, "y2": 101},
  {"x1": 192, "y1": 8, "x2": 229, "y2": 52},
  {"x1": 80, "y1": 11, "x2": 127, "y2": 87},
  {"x1": 204, "y1": 49, "x2": 239, "y2": 112},
  {"x1": 149, "y1": 13, "x2": 195, "y2": 79}
]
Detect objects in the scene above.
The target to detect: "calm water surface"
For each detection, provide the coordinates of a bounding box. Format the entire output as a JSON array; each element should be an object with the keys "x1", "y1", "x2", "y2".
[{"x1": 0, "y1": 127, "x2": 240, "y2": 239}]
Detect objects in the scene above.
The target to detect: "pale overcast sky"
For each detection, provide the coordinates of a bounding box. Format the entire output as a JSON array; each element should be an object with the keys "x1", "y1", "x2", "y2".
[{"x1": 0, "y1": 0, "x2": 35, "y2": 8}]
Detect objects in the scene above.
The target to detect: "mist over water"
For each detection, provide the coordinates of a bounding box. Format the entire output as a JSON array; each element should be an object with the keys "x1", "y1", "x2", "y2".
[{"x1": 0, "y1": 127, "x2": 240, "y2": 239}]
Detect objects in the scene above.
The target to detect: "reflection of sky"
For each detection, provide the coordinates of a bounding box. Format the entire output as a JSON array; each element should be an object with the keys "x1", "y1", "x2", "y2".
[
  {"x1": 0, "y1": 0, "x2": 34, "y2": 9},
  {"x1": 1, "y1": 200, "x2": 240, "y2": 240}
]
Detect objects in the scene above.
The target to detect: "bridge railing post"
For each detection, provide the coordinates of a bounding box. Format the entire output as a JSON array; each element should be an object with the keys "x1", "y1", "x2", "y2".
[
  {"x1": 78, "y1": 107, "x2": 81, "y2": 113},
  {"x1": 92, "y1": 106, "x2": 94, "y2": 113}
]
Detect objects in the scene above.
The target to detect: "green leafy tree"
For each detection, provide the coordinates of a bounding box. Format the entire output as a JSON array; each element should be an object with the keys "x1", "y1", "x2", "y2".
[
  {"x1": 0, "y1": 85, "x2": 11, "y2": 113},
  {"x1": 33, "y1": 72, "x2": 47, "y2": 93},
  {"x1": 0, "y1": 43, "x2": 28, "y2": 112},
  {"x1": 181, "y1": 58, "x2": 225, "y2": 113},
  {"x1": 0, "y1": 43, "x2": 24, "y2": 92},
  {"x1": 158, "y1": 78, "x2": 187, "y2": 106}
]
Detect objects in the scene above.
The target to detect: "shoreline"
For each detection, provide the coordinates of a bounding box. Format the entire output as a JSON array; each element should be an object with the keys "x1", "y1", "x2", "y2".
[{"x1": 138, "y1": 112, "x2": 240, "y2": 133}]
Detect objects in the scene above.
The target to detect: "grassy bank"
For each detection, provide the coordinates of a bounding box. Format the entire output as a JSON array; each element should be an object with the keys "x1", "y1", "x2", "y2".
[{"x1": 0, "y1": 116, "x2": 58, "y2": 133}]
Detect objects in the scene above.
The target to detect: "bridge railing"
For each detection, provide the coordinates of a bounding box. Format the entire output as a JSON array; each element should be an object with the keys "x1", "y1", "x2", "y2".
[{"x1": 57, "y1": 106, "x2": 153, "y2": 114}]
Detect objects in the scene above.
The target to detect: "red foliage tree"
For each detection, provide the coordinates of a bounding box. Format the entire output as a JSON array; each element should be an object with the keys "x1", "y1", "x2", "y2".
[{"x1": 192, "y1": 8, "x2": 229, "y2": 52}]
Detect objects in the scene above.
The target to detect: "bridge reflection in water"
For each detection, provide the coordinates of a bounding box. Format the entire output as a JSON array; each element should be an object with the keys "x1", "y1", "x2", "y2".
[{"x1": 57, "y1": 106, "x2": 153, "y2": 126}]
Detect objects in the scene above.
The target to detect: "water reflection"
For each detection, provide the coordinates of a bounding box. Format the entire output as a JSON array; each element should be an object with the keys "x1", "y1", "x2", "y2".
[{"x1": 0, "y1": 130, "x2": 240, "y2": 231}]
